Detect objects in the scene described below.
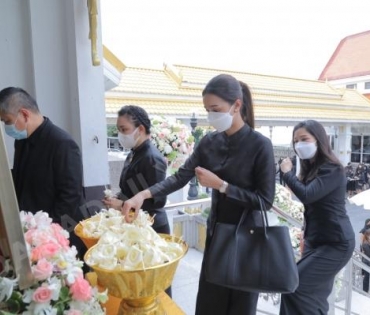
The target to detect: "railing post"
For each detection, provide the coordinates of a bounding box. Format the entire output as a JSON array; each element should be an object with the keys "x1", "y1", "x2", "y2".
[{"x1": 344, "y1": 259, "x2": 352, "y2": 315}]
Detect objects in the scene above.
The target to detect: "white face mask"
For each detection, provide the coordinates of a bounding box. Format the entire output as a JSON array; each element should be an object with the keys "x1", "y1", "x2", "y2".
[
  {"x1": 118, "y1": 128, "x2": 139, "y2": 149},
  {"x1": 207, "y1": 106, "x2": 234, "y2": 132},
  {"x1": 295, "y1": 141, "x2": 317, "y2": 160}
]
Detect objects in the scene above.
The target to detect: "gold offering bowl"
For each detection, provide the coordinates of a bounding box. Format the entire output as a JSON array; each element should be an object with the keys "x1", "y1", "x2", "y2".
[
  {"x1": 74, "y1": 218, "x2": 100, "y2": 249},
  {"x1": 84, "y1": 234, "x2": 188, "y2": 315}
]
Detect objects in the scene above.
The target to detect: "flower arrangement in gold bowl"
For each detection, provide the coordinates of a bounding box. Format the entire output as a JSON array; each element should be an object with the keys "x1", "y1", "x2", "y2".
[{"x1": 83, "y1": 211, "x2": 188, "y2": 315}]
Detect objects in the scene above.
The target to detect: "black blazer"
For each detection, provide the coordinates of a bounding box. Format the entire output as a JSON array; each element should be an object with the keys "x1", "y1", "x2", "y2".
[
  {"x1": 283, "y1": 162, "x2": 355, "y2": 244},
  {"x1": 12, "y1": 117, "x2": 84, "y2": 224}
]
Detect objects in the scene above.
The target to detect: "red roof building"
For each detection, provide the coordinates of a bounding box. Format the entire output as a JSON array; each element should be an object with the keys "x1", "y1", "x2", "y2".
[{"x1": 319, "y1": 30, "x2": 370, "y2": 100}]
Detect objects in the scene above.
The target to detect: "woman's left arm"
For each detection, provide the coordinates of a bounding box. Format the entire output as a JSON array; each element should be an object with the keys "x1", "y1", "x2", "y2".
[
  {"x1": 283, "y1": 164, "x2": 343, "y2": 203},
  {"x1": 225, "y1": 138, "x2": 276, "y2": 209}
]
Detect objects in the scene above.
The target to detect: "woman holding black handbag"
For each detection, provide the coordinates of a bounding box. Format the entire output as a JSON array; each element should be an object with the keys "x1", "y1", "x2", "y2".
[
  {"x1": 279, "y1": 120, "x2": 355, "y2": 314},
  {"x1": 121, "y1": 73, "x2": 276, "y2": 315}
]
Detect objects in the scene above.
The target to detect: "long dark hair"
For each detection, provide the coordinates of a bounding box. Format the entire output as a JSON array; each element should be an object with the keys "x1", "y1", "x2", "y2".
[
  {"x1": 202, "y1": 74, "x2": 255, "y2": 129},
  {"x1": 118, "y1": 105, "x2": 151, "y2": 135},
  {"x1": 293, "y1": 120, "x2": 342, "y2": 182}
]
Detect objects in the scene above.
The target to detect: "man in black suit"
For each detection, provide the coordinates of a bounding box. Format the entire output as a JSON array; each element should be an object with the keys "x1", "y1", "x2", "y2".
[{"x1": 0, "y1": 87, "x2": 86, "y2": 258}]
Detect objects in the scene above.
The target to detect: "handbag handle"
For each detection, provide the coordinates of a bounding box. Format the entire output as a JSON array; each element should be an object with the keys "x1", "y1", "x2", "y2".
[{"x1": 235, "y1": 195, "x2": 269, "y2": 239}]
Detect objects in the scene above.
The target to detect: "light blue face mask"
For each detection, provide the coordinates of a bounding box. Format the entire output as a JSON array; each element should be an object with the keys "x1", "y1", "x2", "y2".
[{"x1": 4, "y1": 114, "x2": 28, "y2": 140}]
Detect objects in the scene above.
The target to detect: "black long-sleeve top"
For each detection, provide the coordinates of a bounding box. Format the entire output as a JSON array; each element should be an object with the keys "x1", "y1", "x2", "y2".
[
  {"x1": 118, "y1": 139, "x2": 168, "y2": 228},
  {"x1": 149, "y1": 124, "x2": 276, "y2": 230},
  {"x1": 12, "y1": 117, "x2": 84, "y2": 224},
  {"x1": 283, "y1": 162, "x2": 355, "y2": 244}
]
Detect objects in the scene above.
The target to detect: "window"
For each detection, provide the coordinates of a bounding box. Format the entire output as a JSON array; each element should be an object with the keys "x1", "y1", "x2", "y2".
[
  {"x1": 351, "y1": 135, "x2": 370, "y2": 163},
  {"x1": 365, "y1": 82, "x2": 370, "y2": 89},
  {"x1": 346, "y1": 83, "x2": 357, "y2": 89}
]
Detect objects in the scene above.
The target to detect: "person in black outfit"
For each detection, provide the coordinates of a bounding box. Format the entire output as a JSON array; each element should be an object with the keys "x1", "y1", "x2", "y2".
[
  {"x1": 122, "y1": 74, "x2": 276, "y2": 315},
  {"x1": 359, "y1": 218, "x2": 370, "y2": 245},
  {"x1": 102, "y1": 105, "x2": 171, "y2": 295},
  {"x1": 102, "y1": 105, "x2": 170, "y2": 233},
  {"x1": 361, "y1": 229, "x2": 370, "y2": 293},
  {"x1": 279, "y1": 120, "x2": 355, "y2": 315},
  {"x1": 0, "y1": 87, "x2": 86, "y2": 260}
]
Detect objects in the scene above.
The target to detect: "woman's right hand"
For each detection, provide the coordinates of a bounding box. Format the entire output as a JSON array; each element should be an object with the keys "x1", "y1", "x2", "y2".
[
  {"x1": 121, "y1": 192, "x2": 147, "y2": 223},
  {"x1": 102, "y1": 197, "x2": 123, "y2": 210}
]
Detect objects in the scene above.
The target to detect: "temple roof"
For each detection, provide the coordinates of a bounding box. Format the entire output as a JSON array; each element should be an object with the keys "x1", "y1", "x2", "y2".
[{"x1": 105, "y1": 63, "x2": 370, "y2": 124}]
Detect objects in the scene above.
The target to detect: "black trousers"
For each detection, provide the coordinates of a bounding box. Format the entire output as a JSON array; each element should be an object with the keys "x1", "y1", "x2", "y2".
[
  {"x1": 280, "y1": 239, "x2": 355, "y2": 315},
  {"x1": 195, "y1": 236, "x2": 258, "y2": 315}
]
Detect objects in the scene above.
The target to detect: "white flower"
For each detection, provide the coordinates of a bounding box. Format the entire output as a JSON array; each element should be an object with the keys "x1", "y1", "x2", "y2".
[
  {"x1": 0, "y1": 276, "x2": 18, "y2": 301},
  {"x1": 123, "y1": 245, "x2": 144, "y2": 270}
]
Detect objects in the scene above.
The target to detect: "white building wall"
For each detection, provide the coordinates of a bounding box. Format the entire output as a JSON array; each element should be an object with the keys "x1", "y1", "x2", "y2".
[{"x1": 0, "y1": 0, "x2": 109, "y2": 194}]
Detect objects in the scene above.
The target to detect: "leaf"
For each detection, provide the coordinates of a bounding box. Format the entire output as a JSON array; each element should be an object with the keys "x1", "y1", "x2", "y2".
[
  {"x1": 5, "y1": 298, "x2": 21, "y2": 313},
  {"x1": 59, "y1": 286, "x2": 70, "y2": 300}
]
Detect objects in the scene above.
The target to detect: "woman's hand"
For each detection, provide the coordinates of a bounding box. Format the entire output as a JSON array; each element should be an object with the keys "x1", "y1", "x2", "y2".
[
  {"x1": 102, "y1": 197, "x2": 123, "y2": 210},
  {"x1": 280, "y1": 157, "x2": 293, "y2": 173},
  {"x1": 195, "y1": 167, "x2": 222, "y2": 190},
  {"x1": 121, "y1": 190, "x2": 150, "y2": 222}
]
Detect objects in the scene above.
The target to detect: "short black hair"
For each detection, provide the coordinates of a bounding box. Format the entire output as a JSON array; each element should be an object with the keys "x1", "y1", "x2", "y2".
[{"x1": 0, "y1": 87, "x2": 39, "y2": 114}]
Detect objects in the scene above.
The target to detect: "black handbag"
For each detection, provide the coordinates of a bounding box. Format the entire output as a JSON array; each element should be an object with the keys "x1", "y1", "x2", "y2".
[{"x1": 204, "y1": 196, "x2": 299, "y2": 293}]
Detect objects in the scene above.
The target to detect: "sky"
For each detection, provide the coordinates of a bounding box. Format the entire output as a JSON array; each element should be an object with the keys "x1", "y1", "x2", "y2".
[{"x1": 100, "y1": 0, "x2": 370, "y2": 80}]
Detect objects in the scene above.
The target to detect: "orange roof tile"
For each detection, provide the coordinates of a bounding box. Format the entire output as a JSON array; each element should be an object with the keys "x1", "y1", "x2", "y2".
[{"x1": 319, "y1": 30, "x2": 370, "y2": 81}]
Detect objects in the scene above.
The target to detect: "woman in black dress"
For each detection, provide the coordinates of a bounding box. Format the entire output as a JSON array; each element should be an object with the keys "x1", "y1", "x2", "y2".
[
  {"x1": 122, "y1": 74, "x2": 276, "y2": 315},
  {"x1": 279, "y1": 120, "x2": 355, "y2": 314}
]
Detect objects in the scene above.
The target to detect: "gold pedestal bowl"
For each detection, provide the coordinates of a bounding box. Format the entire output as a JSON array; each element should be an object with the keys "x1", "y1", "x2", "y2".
[{"x1": 84, "y1": 234, "x2": 188, "y2": 315}]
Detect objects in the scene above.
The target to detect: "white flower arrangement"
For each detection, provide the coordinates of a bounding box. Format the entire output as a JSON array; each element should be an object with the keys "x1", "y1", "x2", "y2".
[
  {"x1": 274, "y1": 184, "x2": 304, "y2": 223},
  {"x1": 150, "y1": 116, "x2": 194, "y2": 163},
  {"x1": 0, "y1": 211, "x2": 107, "y2": 315},
  {"x1": 83, "y1": 209, "x2": 184, "y2": 271}
]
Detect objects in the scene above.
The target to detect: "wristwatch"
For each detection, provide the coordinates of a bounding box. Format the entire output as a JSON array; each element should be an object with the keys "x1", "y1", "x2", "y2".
[{"x1": 219, "y1": 181, "x2": 228, "y2": 194}]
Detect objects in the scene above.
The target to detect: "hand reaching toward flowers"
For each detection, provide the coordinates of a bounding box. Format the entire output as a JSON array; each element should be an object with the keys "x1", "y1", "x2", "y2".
[
  {"x1": 121, "y1": 190, "x2": 151, "y2": 222},
  {"x1": 102, "y1": 196, "x2": 123, "y2": 210}
]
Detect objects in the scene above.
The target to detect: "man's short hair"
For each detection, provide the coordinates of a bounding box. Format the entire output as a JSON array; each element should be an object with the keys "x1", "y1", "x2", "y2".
[{"x1": 0, "y1": 87, "x2": 39, "y2": 115}]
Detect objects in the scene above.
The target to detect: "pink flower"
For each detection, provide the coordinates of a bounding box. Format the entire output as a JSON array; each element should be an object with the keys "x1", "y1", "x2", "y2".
[
  {"x1": 31, "y1": 242, "x2": 61, "y2": 261},
  {"x1": 24, "y1": 229, "x2": 36, "y2": 245},
  {"x1": 51, "y1": 224, "x2": 70, "y2": 248},
  {"x1": 25, "y1": 229, "x2": 52, "y2": 246},
  {"x1": 66, "y1": 310, "x2": 82, "y2": 315},
  {"x1": 33, "y1": 286, "x2": 52, "y2": 303},
  {"x1": 69, "y1": 277, "x2": 92, "y2": 301},
  {"x1": 32, "y1": 258, "x2": 53, "y2": 281}
]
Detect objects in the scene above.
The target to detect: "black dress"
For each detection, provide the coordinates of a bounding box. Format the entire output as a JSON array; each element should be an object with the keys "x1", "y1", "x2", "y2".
[
  {"x1": 280, "y1": 163, "x2": 355, "y2": 315},
  {"x1": 149, "y1": 124, "x2": 276, "y2": 315}
]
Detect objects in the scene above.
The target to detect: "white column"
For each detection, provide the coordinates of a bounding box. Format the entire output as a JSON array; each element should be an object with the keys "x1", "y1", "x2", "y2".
[
  {"x1": 337, "y1": 125, "x2": 352, "y2": 165},
  {"x1": 0, "y1": 0, "x2": 109, "y2": 198}
]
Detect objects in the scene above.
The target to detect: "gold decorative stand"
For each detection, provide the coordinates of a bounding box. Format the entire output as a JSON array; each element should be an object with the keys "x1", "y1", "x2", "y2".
[
  {"x1": 86, "y1": 272, "x2": 184, "y2": 315},
  {"x1": 84, "y1": 235, "x2": 188, "y2": 315}
]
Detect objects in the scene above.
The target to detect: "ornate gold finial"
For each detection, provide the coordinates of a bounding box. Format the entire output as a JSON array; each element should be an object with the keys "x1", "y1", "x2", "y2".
[{"x1": 87, "y1": 0, "x2": 100, "y2": 66}]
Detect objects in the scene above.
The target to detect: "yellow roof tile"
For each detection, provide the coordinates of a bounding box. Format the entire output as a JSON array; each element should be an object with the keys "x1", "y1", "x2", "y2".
[{"x1": 106, "y1": 64, "x2": 370, "y2": 123}]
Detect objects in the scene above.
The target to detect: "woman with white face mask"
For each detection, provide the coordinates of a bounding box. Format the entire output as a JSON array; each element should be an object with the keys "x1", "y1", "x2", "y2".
[
  {"x1": 102, "y1": 105, "x2": 171, "y2": 234},
  {"x1": 121, "y1": 74, "x2": 276, "y2": 314},
  {"x1": 279, "y1": 120, "x2": 355, "y2": 315}
]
